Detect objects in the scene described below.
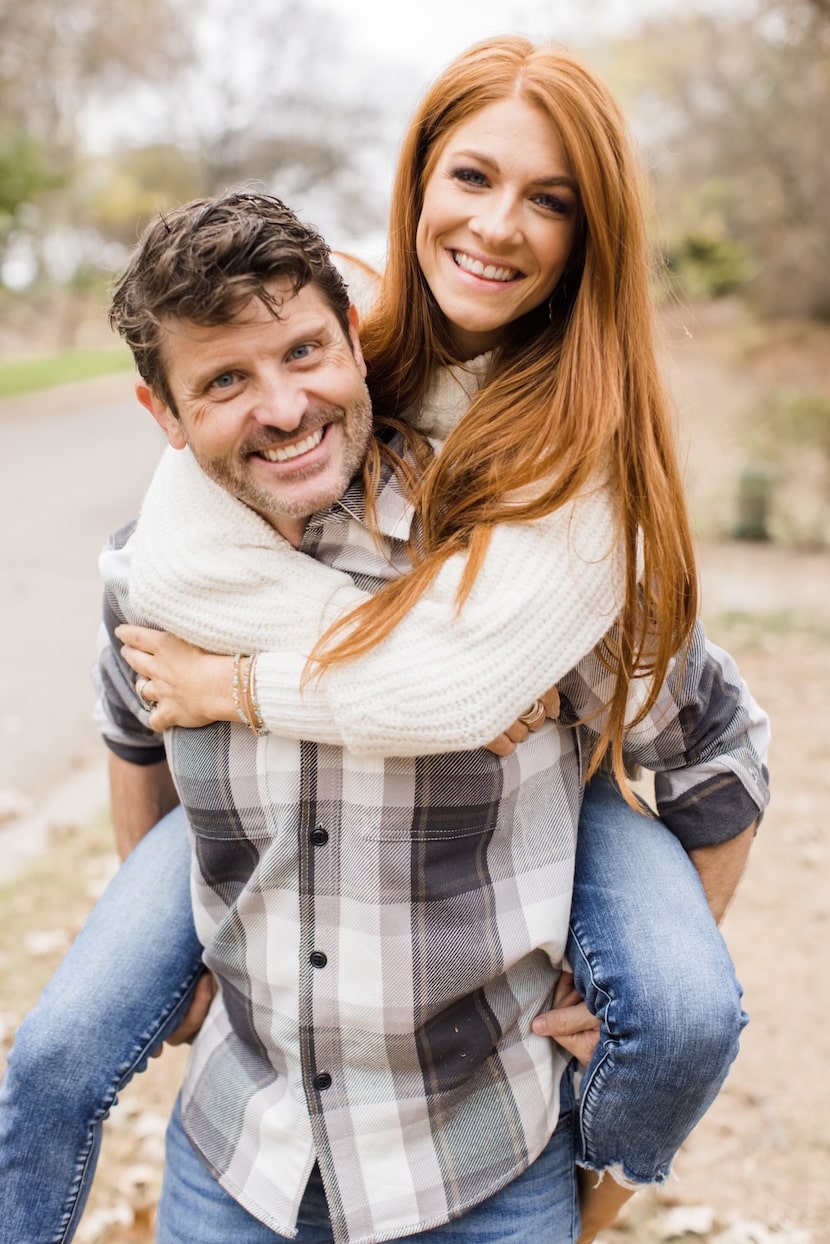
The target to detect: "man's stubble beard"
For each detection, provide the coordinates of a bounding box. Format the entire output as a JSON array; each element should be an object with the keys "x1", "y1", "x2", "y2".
[{"x1": 193, "y1": 395, "x2": 374, "y2": 523}]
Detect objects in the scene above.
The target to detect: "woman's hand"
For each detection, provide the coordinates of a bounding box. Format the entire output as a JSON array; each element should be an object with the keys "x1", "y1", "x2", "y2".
[
  {"x1": 115, "y1": 624, "x2": 235, "y2": 731},
  {"x1": 485, "y1": 685, "x2": 561, "y2": 756}
]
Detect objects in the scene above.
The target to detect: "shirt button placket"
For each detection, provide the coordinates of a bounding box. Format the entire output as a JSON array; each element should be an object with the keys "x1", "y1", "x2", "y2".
[{"x1": 308, "y1": 822, "x2": 332, "y2": 1094}]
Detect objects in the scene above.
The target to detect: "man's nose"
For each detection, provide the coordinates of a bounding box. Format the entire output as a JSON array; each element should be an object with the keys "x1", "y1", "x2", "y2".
[{"x1": 251, "y1": 374, "x2": 307, "y2": 430}]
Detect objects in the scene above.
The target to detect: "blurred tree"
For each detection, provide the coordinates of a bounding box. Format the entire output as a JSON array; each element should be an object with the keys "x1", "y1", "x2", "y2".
[
  {"x1": 155, "y1": 0, "x2": 393, "y2": 244},
  {"x1": 0, "y1": 0, "x2": 191, "y2": 167},
  {"x1": 617, "y1": 0, "x2": 830, "y2": 317}
]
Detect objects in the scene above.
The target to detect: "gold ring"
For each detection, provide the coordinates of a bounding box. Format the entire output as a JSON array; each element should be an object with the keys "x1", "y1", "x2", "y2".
[
  {"x1": 136, "y1": 677, "x2": 157, "y2": 710},
  {"x1": 518, "y1": 699, "x2": 546, "y2": 729}
]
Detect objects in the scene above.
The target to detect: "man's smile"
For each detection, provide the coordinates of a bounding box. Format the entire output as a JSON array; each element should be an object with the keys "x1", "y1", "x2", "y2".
[{"x1": 254, "y1": 426, "x2": 326, "y2": 464}]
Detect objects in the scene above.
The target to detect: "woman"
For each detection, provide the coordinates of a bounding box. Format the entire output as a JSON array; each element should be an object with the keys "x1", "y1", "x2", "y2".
[{"x1": 0, "y1": 36, "x2": 768, "y2": 1244}]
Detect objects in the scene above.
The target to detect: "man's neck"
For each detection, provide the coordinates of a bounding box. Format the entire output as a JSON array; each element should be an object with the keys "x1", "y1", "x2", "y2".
[{"x1": 268, "y1": 516, "x2": 307, "y2": 548}]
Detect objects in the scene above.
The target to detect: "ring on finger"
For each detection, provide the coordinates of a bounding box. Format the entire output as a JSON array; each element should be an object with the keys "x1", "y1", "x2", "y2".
[
  {"x1": 517, "y1": 699, "x2": 546, "y2": 729},
  {"x1": 136, "y1": 676, "x2": 157, "y2": 711}
]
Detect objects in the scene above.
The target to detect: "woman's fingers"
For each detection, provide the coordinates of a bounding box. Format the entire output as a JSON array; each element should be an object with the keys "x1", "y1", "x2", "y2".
[{"x1": 114, "y1": 623, "x2": 165, "y2": 654}]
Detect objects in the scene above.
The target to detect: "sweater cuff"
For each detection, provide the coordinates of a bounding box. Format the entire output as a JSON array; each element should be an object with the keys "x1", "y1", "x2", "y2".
[{"x1": 253, "y1": 652, "x2": 345, "y2": 745}]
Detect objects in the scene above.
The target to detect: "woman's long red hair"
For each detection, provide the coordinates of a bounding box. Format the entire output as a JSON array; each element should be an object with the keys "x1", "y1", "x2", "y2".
[{"x1": 318, "y1": 36, "x2": 698, "y2": 795}]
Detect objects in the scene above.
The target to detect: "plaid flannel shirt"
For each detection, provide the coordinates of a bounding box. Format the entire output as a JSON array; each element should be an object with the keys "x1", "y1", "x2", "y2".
[{"x1": 97, "y1": 442, "x2": 769, "y2": 1244}]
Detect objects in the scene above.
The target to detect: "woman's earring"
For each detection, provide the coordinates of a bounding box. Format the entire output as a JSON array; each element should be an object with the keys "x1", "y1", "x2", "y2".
[{"x1": 548, "y1": 277, "x2": 569, "y2": 322}]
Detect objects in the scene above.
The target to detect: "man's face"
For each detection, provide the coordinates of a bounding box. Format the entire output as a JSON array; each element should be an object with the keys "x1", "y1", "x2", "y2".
[{"x1": 138, "y1": 280, "x2": 373, "y2": 545}]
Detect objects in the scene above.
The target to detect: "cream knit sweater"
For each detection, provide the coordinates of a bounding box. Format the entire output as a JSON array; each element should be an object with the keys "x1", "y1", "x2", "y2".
[{"x1": 120, "y1": 358, "x2": 625, "y2": 757}]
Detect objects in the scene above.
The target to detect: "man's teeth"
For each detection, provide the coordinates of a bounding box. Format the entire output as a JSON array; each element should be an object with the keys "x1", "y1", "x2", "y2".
[
  {"x1": 259, "y1": 428, "x2": 324, "y2": 463},
  {"x1": 453, "y1": 252, "x2": 517, "y2": 282}
]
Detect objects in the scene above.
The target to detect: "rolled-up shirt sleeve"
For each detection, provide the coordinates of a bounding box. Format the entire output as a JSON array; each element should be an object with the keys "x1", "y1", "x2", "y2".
[
  {"x1": 559, "y1": 620, "x2": 770, "y2": 850},
  {"x1": 93, "y1": 522, "x2": 166, "y2": 767}
]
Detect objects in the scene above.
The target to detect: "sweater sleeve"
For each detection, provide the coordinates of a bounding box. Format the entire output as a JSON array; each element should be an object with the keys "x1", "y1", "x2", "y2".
[{"x1": 128, "y1": 447, "x2": 625, "y2": 756}]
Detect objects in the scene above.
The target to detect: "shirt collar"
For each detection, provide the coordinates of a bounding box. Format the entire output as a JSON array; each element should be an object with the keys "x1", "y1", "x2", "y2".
[{"x1": 304, "y1": 429, "x2": 416, "y2": 548}]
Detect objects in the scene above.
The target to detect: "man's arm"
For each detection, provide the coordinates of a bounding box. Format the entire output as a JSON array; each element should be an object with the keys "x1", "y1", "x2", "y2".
[
  {"x1": 689, "y1": 821, "x2": 756, "y2": 923},
  {"x1": 559, "y1": 621, "x2": 771, "y2": 853},
  {"x1": 109, "y1": 752, "x2": 180, "y2": 860}
]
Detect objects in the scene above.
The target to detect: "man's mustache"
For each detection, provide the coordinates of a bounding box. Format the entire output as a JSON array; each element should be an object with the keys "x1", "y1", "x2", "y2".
[{"x1": 241, "y1": 406, "x2": 344, "y2": 455}]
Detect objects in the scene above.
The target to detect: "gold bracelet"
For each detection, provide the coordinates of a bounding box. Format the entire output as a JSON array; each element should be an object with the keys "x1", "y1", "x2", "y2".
[
  {"x1": 246, "y1": 653, "x2": 267, "y2": 736},
  {"x1": 232, "y1": 653, "x2": 252, "y2": 729}
]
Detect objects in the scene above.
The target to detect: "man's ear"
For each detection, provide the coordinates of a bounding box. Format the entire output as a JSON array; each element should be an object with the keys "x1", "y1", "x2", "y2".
[
  {"x1": 135, "y1": 381, "x2": 187, "y2": 450},
  {"x1": 347, "y1": 304, "x2": 367, "y2": 379}
]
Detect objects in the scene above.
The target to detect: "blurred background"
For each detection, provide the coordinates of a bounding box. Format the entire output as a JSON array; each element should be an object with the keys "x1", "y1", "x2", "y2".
[{"x1": 1, "y1": 1, "x2": 828, "y2": 1240}]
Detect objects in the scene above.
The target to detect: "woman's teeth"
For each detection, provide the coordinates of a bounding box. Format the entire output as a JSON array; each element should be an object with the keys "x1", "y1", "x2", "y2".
[
  {"x1": 259, "y1": 428, "x2": 324, "y2": 463},
  {"x1": 453, "y1": 252, "x2": 517, "y2": 282}
]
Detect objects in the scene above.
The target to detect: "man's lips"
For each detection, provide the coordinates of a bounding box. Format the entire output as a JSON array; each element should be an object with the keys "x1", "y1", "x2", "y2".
[{"x1": 254, "y1": 425, "x2": 325, "y2": 464}]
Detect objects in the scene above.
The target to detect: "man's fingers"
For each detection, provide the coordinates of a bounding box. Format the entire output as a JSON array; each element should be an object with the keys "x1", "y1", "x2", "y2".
[
  {"x1": 165, "y1": 971, "x2": 217, "y2": 1047},
  {"x1": 532, "y1": 1001, "x2": 599, "y2": 1039}
]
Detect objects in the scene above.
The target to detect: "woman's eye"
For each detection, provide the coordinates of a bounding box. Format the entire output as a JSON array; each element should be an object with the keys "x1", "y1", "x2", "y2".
[
  {"x1": 211, "y1": 371, "x2": 237, "y2": 391},
  {"x1": 450, "y1": 166, "x2": 488, "y2": 188},
  {"x1": 534, "y1": 193, "x2": 573, "y2": 217}
]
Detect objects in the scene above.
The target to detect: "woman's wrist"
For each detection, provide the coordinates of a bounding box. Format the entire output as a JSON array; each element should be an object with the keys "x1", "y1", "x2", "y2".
[
  {"x1": 232, "y1": 653, "x2": 267, "y2": 736},
  {"x1": 204, "y1": 654, "x2": 238, "y2": 723}
]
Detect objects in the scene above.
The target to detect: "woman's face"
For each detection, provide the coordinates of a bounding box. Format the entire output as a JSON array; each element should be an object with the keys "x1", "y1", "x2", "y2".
[{"x1": 416, "y1": 96, "x2": 580, "y2": 360}]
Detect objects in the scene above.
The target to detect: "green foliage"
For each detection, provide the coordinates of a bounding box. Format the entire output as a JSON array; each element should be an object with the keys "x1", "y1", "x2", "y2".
[
  {"x1": 0, "y1": 347, "x2": 134, "y2": 399},
  {"x1": 0, "y1": 132, "x2": 63, "y2": 224},
  {"x1": 742, "y1": 388, "x2": 830, "y2": 546},
  {"x1": 670, "y1": 230, "x2": 753, "y2": 299},
  {"x1": 751, "y1": 390, "x2": 830, "y2": 461},
  {"x1": 617, "y1": 0, "x2": 830, "y2": 319}
]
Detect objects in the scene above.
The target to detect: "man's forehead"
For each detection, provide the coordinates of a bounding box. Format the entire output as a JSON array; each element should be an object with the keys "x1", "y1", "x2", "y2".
[{"x1": 161, "y1": 279, "x2": 329, "y2": 340}]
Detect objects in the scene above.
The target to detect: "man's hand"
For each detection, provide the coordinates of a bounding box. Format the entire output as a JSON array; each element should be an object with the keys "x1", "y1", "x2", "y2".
[
  {"x1": 531, "y1": 971, "x2": 600, "y2": 1065},
  {"x1": 486, "y1": 685, "x2": 561, "y2": 756},
  {"x1": 152, "y1": 971, "x2": 217, "y2": 1057}
]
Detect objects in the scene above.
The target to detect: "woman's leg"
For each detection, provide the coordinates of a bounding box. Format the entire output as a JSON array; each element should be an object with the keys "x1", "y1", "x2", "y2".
[
  {"x1": 0, "y1": 806, "x2": 203, "y2": 1244},
  {"x1": 568, "y1": 774, "x2": 748, "y2": 1232}
]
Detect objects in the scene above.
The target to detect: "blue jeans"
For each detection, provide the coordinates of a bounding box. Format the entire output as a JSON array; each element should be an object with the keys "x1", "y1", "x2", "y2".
[
  {"x1": 156, "y1": 1085, "x2": 578, "y2": 1243},
  {"x1": 0, "y1": 808, "x2": 204, "y2": 1244},
  {"x1": 568, "y1": 774, "x2": 747, "y2": 1185},
  {"x1": 0, "y1": 778, "x2": 746, "y2": 1241}
]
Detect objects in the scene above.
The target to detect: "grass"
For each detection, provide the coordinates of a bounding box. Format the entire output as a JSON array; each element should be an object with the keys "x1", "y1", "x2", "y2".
[{"x1": 0, "y1": 347, "x2": 134, "y2": 400}]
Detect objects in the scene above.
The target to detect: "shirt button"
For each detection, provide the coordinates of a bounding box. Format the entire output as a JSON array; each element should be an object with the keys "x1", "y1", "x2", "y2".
[
  {"x1": 310, "y1": 950, "x2": 328, "y2": 969},
  {"x1": 313, "y1": 1072, "x2": 332, "y2": 1091},
  {"x1": 310, "y1": 826, "x2": 329, "y2": 846}
]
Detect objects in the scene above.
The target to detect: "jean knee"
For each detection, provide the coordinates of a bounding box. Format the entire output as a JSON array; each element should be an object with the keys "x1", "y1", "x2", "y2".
[{"x1": 620, "y1": 963, "x2": 746, "y2": 1093}]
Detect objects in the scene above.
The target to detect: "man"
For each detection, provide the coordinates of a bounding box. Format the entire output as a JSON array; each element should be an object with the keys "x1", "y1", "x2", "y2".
[{"x1": 95, "y1": 192, "x2": 767, "y2": 1243}]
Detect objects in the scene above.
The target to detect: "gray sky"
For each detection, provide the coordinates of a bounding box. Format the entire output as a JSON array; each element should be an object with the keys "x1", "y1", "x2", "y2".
[{"x1": 315, "y1": 0, "x2": 730, "y2": 82}]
